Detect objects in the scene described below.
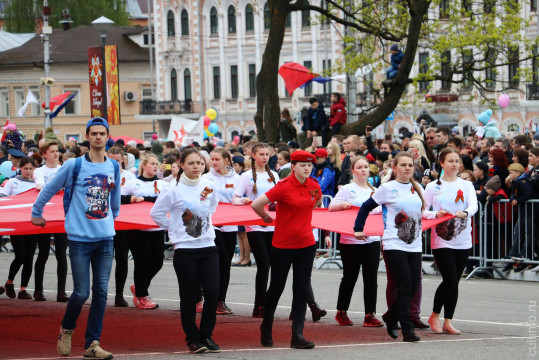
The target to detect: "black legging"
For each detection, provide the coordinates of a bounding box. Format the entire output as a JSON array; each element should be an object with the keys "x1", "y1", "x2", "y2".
[
  {"x1": 214, "y1": 230, "x2": 237, "y2": 301},
  {"x1": 113, "y1": 230, "x2": 130, "y2": 295},
  {"x1": 34, "y1": 233, "x2": 68, "y2": 293},
  {"x1": 173, "y1": 247, "x2": 219, "y2": 344},
  {"x1": 263, "y1": 245, "x2": 316, "y2": 329},
  {"x1": 337, "y1": 241, "x2": 380, "y2": 313},
  {"x1": 8, "y1": 235, "x2": 37, "y2": 287},
  {"x1": 383, "y1": 250, "x2": 422, "y2": 334},
  {"x1": 247, "y1": 231, "x2": 273, "y2": 308},
  {"x1": 127, "y1": 230, "x2": 165, "y2": 297},
  {"x1": 432, "y1": 248, "x2": 469, "y2": 319}
]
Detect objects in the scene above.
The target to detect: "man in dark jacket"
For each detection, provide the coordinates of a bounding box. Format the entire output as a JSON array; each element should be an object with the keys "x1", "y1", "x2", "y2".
[
  {"x1": 302, "y1": 97, "x2": 326, "y2": 140},
  {"x1": 385, "y1": 44, "x2": 403, "y2": 79},
  {"x1": 337, "y1": 135, "x2": 359, "y2": 189}
]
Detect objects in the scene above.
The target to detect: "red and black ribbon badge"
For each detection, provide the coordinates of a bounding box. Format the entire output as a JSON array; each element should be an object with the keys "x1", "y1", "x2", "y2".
[
  {"x1": 411, "y1": 185, "x2": 415, "y2": 194},
  {"x1": 200, "y1": 186, "x2": 213, "y2": 201},
  {"x1": 108, "y1": 181, "x2": 116, "y2": 192},
  {"x1": 154, "y1": 181, "x2": 160, "y2": 194},
  {"x1": 121, "y1": 177, "x2": 126, "y2": 186},
  {"x1": 317, "y1": 169, "x2": 323, "y2": 177},
  {"x1": 455, "y1": 189, "x2": 464, "y2": 203},
  {"x1": 371, "y1": 190, "x2": 375, "y2": 197},
  {"x1": 267, "y1": 178, "x2": 273, "y2": 182},
  {"x1": 225, "y1": 184, "x2": 234, "y2": 189},
  {"x1": 309, "y1": 189, "x2": 321, "y2": 200},
  {"x1": 488, "y1": 168, "x2": 495, "y2": 177}
]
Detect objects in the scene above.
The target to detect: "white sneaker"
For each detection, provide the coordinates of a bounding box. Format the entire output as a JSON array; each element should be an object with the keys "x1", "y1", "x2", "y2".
[
  {"x1": 83, "y1": 340, "x2": 113, "y2": 359},
  {"x1": 57, "y1": 327, "x2": 74, "y2": 356},
  {"x1": 530, "y1": 264, "x2": 539, "y2": 272}
]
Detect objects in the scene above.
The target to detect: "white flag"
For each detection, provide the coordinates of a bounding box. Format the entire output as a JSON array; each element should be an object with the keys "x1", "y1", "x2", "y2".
[
  {"x1": 17, "y1": 90, "x2": 39, "y2": 117},
  {"x1": 167, "y1": 116, "x2": 204, "y2": 146}
]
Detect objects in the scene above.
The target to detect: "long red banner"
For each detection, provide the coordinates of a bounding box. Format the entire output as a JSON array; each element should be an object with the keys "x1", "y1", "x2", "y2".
[{"x1": 0, "y1": 190, "x2": 453, "y2": 237}]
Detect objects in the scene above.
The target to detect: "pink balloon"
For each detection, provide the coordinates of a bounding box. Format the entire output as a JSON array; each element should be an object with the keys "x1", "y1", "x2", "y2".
[
  {"x1": 498, "y1": 94, "x2": 510, "y2": 108},
  {"x1": 203, "y1": 116, "x2": 211, "y2": 127}
]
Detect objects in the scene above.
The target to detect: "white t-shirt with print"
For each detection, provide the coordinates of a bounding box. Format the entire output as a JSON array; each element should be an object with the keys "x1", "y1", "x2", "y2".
[
  {"x1": 372, "y1": 180, "x2": 423, "y2": 252},
  {"x1": 33, "y1": 164, "x2": 61, "y2": 190},
  {"x1": 423, "y1": 178, "x2": 478, "y2": 250},
  {"x1": 234, "y1": 169, "x2": 279, "y2": 232}
]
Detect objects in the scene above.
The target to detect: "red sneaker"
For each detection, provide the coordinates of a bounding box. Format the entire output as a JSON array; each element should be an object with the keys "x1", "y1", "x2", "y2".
[
  {"x1": 335, "y1": 310, "x2": 353, "y2": 326},
  {"x1": 136, "y1": 296, "x2": 158, "y2": 310},
  {"x1": 363, "y1": 313, "x2": 384, "y2": 327}
]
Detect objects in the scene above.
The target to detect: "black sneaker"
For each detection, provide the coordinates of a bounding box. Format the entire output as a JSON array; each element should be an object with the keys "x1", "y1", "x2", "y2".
[
  {"x1": 514, "y1": 263, "x2": 528, "y2": 273},
  {"x1": 188, "y1": 341, "x2": 207, "y2": 354},
  {"x1": 502, "y1": 263, "x2": 513, "y2": 273},
  {"x1": 200, "y1": 338, "x2": 221, "y2": 353}
]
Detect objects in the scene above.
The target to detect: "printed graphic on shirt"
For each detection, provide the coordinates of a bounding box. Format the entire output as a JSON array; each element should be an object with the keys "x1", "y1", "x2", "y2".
[
  {"x1": 225, "y1": 183, "x2": 234, "y2": 189},
  {"x1": 200, "y1": 186, "x2": 213, "y2": 201},
  {"x1": 394, "y1": 209, "x2": 421, "y2": 244},
  {"x1": 181, "y1": 202, "x2": 210, "y2": 238},
  {"x1": 435, "y1": 218, "x2": 467, "y2": 241},
  {"x1": 455, "y1": 189, "x2": 464, "y2": 203},
  {"x1": 153, "y1": 181, "x2": 161, "y2": 194},
  {"x1": 83, "y1": 174, "x2": 114, "y2": 219}
]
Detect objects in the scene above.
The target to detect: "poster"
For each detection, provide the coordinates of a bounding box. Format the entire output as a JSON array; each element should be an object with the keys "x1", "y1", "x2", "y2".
[
  {"x1": 88, "y1": 47, "x2": 105, "y2": 118},
  {"x1": 167, "y1": 116, "x2": 204, "y2": 146},
  {"x1": 105, "y1": 45, "x2": 120, "y2": 125}
]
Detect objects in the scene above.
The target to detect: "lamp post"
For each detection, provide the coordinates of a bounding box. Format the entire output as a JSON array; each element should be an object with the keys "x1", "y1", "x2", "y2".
[{"x1": 92, "y1": 16, "x2": 114, "y2": 120}]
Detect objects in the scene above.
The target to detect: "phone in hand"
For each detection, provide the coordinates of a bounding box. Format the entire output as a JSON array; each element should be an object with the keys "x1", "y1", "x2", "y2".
[{"x1": 365, "y1": 125, "x2": 373, "y2": 132}]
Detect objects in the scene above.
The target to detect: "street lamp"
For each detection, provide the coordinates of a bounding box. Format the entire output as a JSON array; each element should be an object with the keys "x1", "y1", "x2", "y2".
[{"x1": 92, "y1": 16, "x2": 114, "y2": 120}]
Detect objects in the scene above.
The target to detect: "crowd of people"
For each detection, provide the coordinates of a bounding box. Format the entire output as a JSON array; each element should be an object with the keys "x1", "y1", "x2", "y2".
[{"x1": 0, "y1": 110, "x2": 538, "y2": 357}]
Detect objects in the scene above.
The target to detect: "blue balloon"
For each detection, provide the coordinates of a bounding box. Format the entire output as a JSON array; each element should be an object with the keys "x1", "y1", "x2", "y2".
[
  {"x1": 208, "y1": 123, "x2": 219, "y2": 134},
  {"x1": 203, "y1": 131, "x2": 209, "y2": 140},
  {"x1": 0, "y1": 161, "x2": 16, "y2": 178}
]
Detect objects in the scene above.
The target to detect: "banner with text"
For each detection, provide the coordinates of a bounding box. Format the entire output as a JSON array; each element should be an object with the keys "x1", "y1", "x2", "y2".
[
  {"x1": 88, "y1": 47, "x2": 105, "y2": 118},
  {"x1": 105, "y1": 45, "x2": 120, "y2": 125}
]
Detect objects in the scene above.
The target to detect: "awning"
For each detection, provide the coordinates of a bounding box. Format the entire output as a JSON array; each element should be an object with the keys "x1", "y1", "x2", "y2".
[{"x1": 431, "y1": 113, "x2": 457, "y2": 127}]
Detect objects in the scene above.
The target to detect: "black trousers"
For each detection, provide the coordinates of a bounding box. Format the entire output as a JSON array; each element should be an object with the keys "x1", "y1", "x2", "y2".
[
  {"x1": 173, "y1": 246, "x2": 219, "y2": 344},
  {"x1": 432, "y1": 248, "x2": 469, "y2": 319},
  {"x1": 214, "y1": 230, "x2": 237, "y2": 301},
  {"x1": 127, "y1": 230, "x2": 164, "y2": 297},
  {"x1": 247, "y1": 231, "x2": 273, "y2": 308},
  {"x1": 113, "y1": 230, "x2": 130, "y2": 295},
  {"x1": 337, "y1": 241, "x2": 380, "y2": 313},
  {"x1": 35, "y1": 233, "x2": 68, "y2": 293},
  {"x1": 383, "y1": 250, "x2": 422, "y2": 334},
  {"x1": 263, "y1": 245, "x2": 316, "y2": 329},
  {"x1": 8, "y1": 235, "x2": 37, "y2": 287}
]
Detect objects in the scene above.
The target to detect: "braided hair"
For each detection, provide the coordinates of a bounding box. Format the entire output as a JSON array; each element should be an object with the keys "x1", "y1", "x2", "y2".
[
  {"x1": 390, "y1": 152, "x2": 426, "y2": 211},
  {"x1": 250, "y1": 143, "x2": 276, "y2": 194}
]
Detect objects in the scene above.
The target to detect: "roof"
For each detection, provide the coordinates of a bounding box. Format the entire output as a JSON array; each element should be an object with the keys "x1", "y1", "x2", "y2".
[
  {"x1": 137, "y1": 0, "x2": 152, "y2": 14},
  {"x1": 0, "y1": 30, "x2": 35, "y2": 52},
  {"x1": 127, "y1": 0, "x2": 148, "y2": 19},
  {"x1": 0, "y1": 25, "x2": 149, "y2": 66}
]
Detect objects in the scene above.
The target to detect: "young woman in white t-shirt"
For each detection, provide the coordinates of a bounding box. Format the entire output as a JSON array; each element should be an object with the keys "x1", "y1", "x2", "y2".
[
  {"x1": 423, "y1": 147, "x2": 478, "y2": 335},
  {"x1": 151, "y1": 148, "x2": 220, "y2": 354},
  {"x1": 353, "y1": 152, "x2": 425, "y2": 342},
  {"x1": 329, "y1": 156, "x2": 383, "y2": 327},
  {"x1": 233, "y1": 143, "x2": 279, "y2": 318}
]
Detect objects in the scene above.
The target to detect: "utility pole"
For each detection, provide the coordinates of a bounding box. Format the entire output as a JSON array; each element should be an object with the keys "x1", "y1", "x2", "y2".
[
  {"x1": 147, "y1": 0, "x2": 155, "y2": 133},
  {"x1": 43, "y1": 1, "x2": 52, "y2": 129}
]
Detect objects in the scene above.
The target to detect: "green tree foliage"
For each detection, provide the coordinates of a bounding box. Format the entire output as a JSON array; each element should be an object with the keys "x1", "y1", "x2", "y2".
[{"x1": 5, "y1": 0, "x2": 129, "y2": 33}]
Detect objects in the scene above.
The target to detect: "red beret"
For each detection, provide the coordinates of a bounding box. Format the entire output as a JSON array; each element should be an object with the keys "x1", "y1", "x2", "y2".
[
  {"x1": 291, "y1": 150, "x2": 316, "y2": 163},
  {"x1": 314, "y1": 148, "x2": 328, "y2": 158}
]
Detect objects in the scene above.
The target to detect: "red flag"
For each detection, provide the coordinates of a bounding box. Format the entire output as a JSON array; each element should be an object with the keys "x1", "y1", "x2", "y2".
[
  {"x1": 42, "y1": 91, "x2": 72, "y2": 111},
  {"x1": 278, "y1": 62, "x2": 319, "y2": 95}
]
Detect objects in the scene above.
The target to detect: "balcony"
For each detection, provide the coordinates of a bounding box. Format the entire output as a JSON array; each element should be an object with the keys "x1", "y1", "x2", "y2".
[
  {"x1": 526, "y1": 83, "x2": 539, "y2": 100},
  {"x1": 139, "y1": 99, "x2": 192, "y2": 115}
]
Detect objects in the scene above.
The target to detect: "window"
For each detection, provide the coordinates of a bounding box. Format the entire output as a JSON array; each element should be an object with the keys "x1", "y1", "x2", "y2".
[
  {"x1": 0, "y1": 88, "x2": 8, "y2": 117},
  {"x1": 532, "y1": 0, "x2": 537, "y2": 12},
  {"x1": 485, "y1": 49, "x2": 497, "y2": 89},
  {"x1": 320, "y1": 0, "x2": 330, "y2": 25},
  {"x1": 228, "y1": 6, "x2": 236, "y2": 33},
  {"x1": 14, "y1": 88, "x2": 25, "y2": 115},
  {"x1": 508, "y1": 123, "x2": 520, "y2": 133},
  {"x1": 245, "y1": 4, "x2": 254, "y2": 31},
  {"x1": 440, "y1": 0, "x2": 449, "y2": 19},
  {"x1": 30, "y1": 87, "x2": 41, "y2": 116},
  {"x1": 213, "y1": 67, "x2": 221, "y2": 99},
  {"x1": 418, "y1": 52, "x2": 429, "y2": 92},
  {"x1": 210, "y1": 7, "x2": 218, "y2": 34},
  {"x1": 181, "y1": 10, "x2": 189, "y2": 36},
  {"x1": 170, "y1": 69, "x2": 178, "y2": 100},
  {"x1": 304, "y1": 61, "x2": 312, "y2": 96},
  {"x1": 264, "y1": 3, "x2": 270, "y2": 30},
  {"x1": 167, "y1": 10, "x2": 175, "y2": 37},
  {"x1": 323, "y1": 59, "x2": 332, "y2": 94},
  {"x1": 484, "y1": 0, "x2": 495, "y2": 13},
  {"x1": 286, "y1": 12, "x2": 291, "y2": 28},
  {"x1": 249, "y1": 64, "x2": 257, "y2": 97},
  {"x1": 231, "y1": 130, "x2": 239, "y2": 140},
  {"x1": 441, "y1": 50, "x2": 451, "y2": 90},
  {"x1": 302, "y1": 0, "x2": 310, "y2": 27},
  {"x1": 143, "y1": 34, "x2": 154, "y2": 45},
  {"x1": 231, "y1": 65, "x2": 238, "y2": 98},
  {"x1": 508, "y1": 46, "x2": 519, "y2": 88},
  {"x1": 462, "y1": 49, "x2": 472, "y2": 90},
  {"x1": 63, "y1": 87, "x2": 80, "y2": 115},
  {"x1": 184, "y1": 69, "x2": 192, "y2": 100},
  {"x1": 141, "y1": 86, "x2": 154, "y2": 100}
]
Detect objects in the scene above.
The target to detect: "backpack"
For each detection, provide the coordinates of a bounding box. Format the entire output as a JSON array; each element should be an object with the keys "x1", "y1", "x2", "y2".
[{"x1": 63, "y1": 157, "x2": 119, "y2": 216}]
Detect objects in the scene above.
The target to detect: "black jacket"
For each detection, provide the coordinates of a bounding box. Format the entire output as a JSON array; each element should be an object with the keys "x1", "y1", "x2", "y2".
[
  {"x1": 338, "y1": 155, "x2": 352, "y2": 187},
  {"x1": 302, "y1": 103, "x2": 327, "y2": 132}
]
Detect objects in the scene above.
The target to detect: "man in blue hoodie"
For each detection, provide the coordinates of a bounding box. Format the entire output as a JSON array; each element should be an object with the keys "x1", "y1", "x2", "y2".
[
  {"x1": 385, "y1": 44, "x2": 403, "y2": 80},
  {"x1": 31, "y1": 117, "x2": 120, "y2": 360}
]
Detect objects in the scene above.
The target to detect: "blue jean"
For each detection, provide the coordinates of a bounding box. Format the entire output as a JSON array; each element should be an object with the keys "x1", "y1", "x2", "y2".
[{"x1": 61, "y1": 240, "x2": 113, "y2": 349}]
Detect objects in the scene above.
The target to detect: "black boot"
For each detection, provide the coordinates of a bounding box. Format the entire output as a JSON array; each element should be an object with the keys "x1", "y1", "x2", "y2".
[
  {"x1": 403, "y1": 331, "x2": 420, "y2": 342},
  {"x1": 290, "y1": 326, "x2": 315, "y2": 349},
  {"x1": 260, "y1": 320, "x2": 273, "y2": 347},
  {"x1": 382, "y1": 313, "x2": 398, "y2": 339},
  {"x1": 308, "y1": 302, "x2": 327, "y2": 322}
]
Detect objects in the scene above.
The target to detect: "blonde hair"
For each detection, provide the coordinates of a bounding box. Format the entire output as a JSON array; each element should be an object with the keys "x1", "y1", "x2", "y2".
[
  {"x1": 327, "y1": 142, "x2": 342, "y2": 169},
  {"x1": 350, "y1": 156, "x2": 375, "y2": 192},
  {"x1": 138, "y1": 153, "x2": 160, "y2": 176},
  {"x1": 390, "y1": 152, "x2": 425, "y2": 211},
  {"x1": 409, "y1": 139, "x2": 430, "y2": 167}
]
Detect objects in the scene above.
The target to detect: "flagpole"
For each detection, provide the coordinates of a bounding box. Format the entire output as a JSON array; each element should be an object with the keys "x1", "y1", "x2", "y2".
[{"x1": 43, "y1": 1, "x2": 52, "y2": 130}]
